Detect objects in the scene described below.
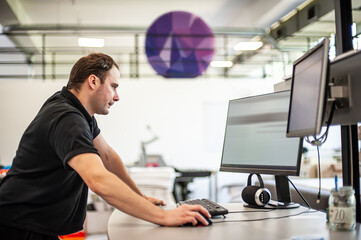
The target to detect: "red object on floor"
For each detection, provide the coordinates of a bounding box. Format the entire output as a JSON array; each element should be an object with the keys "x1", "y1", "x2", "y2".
[{"x1": 59, "y1": 230, "x2": 85, "y2": 240}]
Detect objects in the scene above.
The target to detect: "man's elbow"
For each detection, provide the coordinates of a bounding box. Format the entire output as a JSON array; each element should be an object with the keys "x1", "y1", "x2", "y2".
[{"x1": 85, "y1": 172, "x2": 110, "y2": 196}]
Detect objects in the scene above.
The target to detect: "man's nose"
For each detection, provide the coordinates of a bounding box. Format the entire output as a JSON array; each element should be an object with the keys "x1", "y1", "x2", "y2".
[{"x1": 114, "y1": 91, "x2": 119, "y2": 101}]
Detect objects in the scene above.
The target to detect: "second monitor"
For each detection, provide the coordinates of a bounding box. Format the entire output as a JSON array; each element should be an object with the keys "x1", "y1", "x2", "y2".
[{"x1": 286, "y1": 37, "x2": 330, "y2": 138}]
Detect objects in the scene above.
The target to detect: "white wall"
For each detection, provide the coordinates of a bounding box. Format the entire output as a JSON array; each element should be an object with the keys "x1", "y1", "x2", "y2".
[
  {"x1": 0, "y1": 80, "x2": 66, "y2": 164},
  {"x1": 0, "y1": 78, "x2": 274, "y2": 170}
]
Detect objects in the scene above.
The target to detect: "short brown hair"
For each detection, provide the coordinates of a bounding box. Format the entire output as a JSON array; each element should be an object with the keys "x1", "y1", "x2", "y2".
[{"x1": 67, "y1": 53, "x2": 119, "y2": 90}]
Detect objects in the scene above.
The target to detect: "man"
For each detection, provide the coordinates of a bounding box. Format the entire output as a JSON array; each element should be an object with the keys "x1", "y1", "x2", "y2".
[{"x1": 0, "y1": 53, "x2": 210, "y2": 239}]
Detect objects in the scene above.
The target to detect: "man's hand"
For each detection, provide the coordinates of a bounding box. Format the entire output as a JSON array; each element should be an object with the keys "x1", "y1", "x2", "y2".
[
  {"x1": 161, "y1": 205, "x2": 211, "y2": 227},
  {"x1": 144, "y1": 195, "x2": 166, "y2": 206}
]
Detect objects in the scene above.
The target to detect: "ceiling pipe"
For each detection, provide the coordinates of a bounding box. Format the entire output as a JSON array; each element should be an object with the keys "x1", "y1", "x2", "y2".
[{"x1": 2, "y1": 24, "x2": 267, "y2": 37}]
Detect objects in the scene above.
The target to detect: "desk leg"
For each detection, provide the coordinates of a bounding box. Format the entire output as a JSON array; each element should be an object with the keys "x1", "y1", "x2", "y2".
[
  {"x1": 208, "y1": 172, "x2": 218, "y2": 202},
  {"x1": 173, "y1": 182, "x2": 192, "y2": 202},
  {"x1": 209, "y1": 175, "x2": 212, "y2": 201}
]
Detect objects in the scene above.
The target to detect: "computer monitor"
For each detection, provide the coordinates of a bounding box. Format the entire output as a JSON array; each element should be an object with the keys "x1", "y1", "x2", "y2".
[
  {"x1": 220, "y1": 91, "x2": 303, "y2": 207},
  {"x1": 286, "y1": 38, "x2": 330, "y2": 137}
]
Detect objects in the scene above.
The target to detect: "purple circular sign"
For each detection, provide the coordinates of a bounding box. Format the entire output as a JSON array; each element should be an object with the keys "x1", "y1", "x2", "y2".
[{"x1": 145, "y1": 11, "x2": 215, "y2": 78}]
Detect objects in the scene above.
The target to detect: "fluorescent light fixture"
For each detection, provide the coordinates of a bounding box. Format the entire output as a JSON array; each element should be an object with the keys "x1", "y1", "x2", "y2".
[
  {"x1": 78, "y1": 37, "x2": 105, "y2": 47},
  {"x1": 233, "y1": 41, "x2": 263, "y2": 51},
  {"x1": 210, "y1": 60, "x2": 233, "y2": 68}
]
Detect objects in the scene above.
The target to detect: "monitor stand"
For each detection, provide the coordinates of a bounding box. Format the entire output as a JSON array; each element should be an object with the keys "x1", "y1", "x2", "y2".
[{"x1": 273, "y1": 175, "x2": 300, "y2": 209}]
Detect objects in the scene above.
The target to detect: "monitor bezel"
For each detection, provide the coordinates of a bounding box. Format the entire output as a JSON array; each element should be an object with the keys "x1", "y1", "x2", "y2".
[
  {"x1": 286, "y1": 37, "x2": 330, "y2": 137},
  {"x1": 219, "y1": 91, "x2": 303, "y2": 176}
]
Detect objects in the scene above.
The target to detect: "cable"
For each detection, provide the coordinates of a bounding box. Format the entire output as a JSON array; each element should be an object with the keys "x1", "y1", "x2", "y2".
[
  {"x1": 285, "y1": 176, "x2": 311, "y2": 209},
  {"x1": 303, "y1": 102, "x2": 335, "y2": 204},
  {"x1": 229, "y1": 209, "x2": 276, "y2": 214},
  {"x1": 213, "y1": 208, "x2": 314, "y2": 223},
  {"x1": 300, "y1": 143, "x2": 322, "y2": 204},
  {"x1": 305, "y1": 101, "x2": 335, "y2": 146},
  {"x1": 316, "y1": 145, "x2": 321, "y2": 204}
]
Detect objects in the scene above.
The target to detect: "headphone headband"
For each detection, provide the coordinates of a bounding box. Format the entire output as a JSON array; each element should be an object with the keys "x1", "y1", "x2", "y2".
[{"x1": 246, "y1": 173, "x2": 265, "y2": 188}]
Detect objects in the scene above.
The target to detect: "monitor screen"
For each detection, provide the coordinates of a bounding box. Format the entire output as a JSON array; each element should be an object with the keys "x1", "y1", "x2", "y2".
[
  {"x1": 220, "y1": 91, "x2": 303, "y2": 176},
  {"x1": 286, "y1": 38, "x2": 330, "y2": 137}
]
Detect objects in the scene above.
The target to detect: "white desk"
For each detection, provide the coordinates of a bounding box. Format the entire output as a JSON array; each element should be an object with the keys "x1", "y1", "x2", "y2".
[{"x1": 108, "y1": 203, "x2": 360, "y2": 240}]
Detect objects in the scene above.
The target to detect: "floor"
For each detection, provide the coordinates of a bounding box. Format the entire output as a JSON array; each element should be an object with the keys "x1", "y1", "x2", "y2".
[{"x1": 85, "y1": 234, "x2": 108, "y2": 240}]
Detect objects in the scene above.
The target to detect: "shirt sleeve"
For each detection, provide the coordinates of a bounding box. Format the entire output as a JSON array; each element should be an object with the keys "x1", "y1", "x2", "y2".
[
  {"x1": 92, "y1": 116, "x2": 101, "y2": 139},
  {"x1": 50, "y1": 113, "x2": 99, "y2": 169}
]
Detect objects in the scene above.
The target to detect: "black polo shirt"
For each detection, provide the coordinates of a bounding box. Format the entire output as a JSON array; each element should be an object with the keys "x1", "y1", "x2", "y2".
[{"x1": 0, "y1": 87, "x2": 100, "y2": 236}]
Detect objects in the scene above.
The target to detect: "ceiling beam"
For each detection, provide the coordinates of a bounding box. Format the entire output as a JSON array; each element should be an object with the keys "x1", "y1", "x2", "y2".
[
  {"x1": 268, "y1": 0, "x2": 335, "y2": 40},
  {"x1": 0, "y1": 0, "x2": 40, "y2": 62}
]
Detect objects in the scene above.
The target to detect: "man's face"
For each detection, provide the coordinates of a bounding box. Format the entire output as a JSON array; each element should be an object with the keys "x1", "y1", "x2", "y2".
[{"x1": 92, "y1": 66, "x2": 120, "y2": 115}]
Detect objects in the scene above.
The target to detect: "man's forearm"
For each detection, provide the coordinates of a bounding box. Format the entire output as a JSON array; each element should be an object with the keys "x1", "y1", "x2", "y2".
[
  {"x1": 92, "y1": 170, "x2": 165, "y2": 224},
  {"x1": 94, "y1": 134, "x2": 144, "y2": 197},
  {"x1": 102, "y1": 150, "x2": 144, "y2": 196}
]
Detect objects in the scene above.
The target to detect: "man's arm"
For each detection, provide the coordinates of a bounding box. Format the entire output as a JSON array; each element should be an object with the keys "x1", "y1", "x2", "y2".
[
  {"x1": 93, "y1": 134, "x2": 144, "y2": 196},
  {"x1": 68, "y1": 153, "x2": 210, "y2": 226},
  {"x1": 93, "y1": 134, "x2": 164, "y2": 205}
]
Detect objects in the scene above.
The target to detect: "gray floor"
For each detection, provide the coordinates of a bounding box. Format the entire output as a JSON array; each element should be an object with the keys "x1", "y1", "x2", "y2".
[{"x1": 85, "y1": 234, "x2": 108, "y2": 240}]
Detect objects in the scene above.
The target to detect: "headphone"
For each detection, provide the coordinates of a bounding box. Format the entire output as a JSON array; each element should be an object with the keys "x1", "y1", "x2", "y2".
[{"x1": 241, "y1": 173, "x2": 271, "y2": 207}]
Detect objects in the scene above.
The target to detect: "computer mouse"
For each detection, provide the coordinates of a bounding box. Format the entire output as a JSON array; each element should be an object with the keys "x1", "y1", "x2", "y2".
[{"x1": 183, "y1": 213, "x2": 213, "y2": 227}]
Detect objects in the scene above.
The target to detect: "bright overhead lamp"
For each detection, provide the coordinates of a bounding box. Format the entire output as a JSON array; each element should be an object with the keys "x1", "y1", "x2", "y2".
[
  {"x1": 78, "y1": 37, "x2": 105, "y2": 47},
  {"x1": 210, "y1": 60, "x2": 233, "y2": 68},
  {"x1": 233, "y1": 41, "x2": 263, "y2": 51}
]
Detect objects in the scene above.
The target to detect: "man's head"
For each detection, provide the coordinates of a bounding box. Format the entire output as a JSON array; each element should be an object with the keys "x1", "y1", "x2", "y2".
[
  {"x1": 67, "y1": 53, "x2": 119, "y2": 91},
  {"x1": 67, "y1": 53, "x2": 120, "y2": 116}
]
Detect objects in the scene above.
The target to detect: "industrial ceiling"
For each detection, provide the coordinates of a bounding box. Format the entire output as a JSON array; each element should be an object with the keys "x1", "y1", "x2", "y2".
[{"x1": 0, "y1": 0, "x2": 360, "y2": 80}]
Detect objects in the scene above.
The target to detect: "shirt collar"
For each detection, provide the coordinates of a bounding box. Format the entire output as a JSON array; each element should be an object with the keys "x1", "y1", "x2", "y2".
[{"x1": 60, "y1": 87, "x2": 93, "y2": 123}]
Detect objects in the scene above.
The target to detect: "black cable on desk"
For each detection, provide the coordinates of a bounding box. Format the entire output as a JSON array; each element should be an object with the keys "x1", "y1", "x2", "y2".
[
  {"x1": 213, "y1": 208, "x2": 315, "y2": 223},
  {"x1": 228, "y1": 209, "x2": 276, "y2": 214}
]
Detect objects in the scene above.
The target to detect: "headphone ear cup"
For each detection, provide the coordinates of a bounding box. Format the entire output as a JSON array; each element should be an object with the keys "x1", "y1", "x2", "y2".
[{"x1": 242, "y1": 186, "x2": 271, "y2": 207}]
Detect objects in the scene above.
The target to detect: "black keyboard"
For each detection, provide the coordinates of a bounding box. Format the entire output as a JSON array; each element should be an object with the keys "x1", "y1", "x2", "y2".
[{"x1": 177, "y1": 198, "x2": 228, "y2": 217}]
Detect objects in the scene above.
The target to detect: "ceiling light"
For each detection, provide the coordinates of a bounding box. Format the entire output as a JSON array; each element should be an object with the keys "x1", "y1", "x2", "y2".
[
  {"x1": 78, "y1": 37, "x2": 105, "y2": 47},
  {"x1": 210, "y1": 60, "x2": 233, "y2": 68},
  {"x1": 233, "y1": 41, "x2": 263, "y2": 51}
]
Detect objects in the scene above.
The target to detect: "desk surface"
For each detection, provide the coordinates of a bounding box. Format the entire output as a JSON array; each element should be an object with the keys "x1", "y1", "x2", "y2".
[{"x1": 108, "y1": 203, "x2": 360, "y2": 240}]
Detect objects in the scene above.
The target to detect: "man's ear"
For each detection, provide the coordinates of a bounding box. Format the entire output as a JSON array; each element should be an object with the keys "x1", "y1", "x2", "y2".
[{"x1": 87, "y1": 74, "x2": 98, "y2": 90}]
